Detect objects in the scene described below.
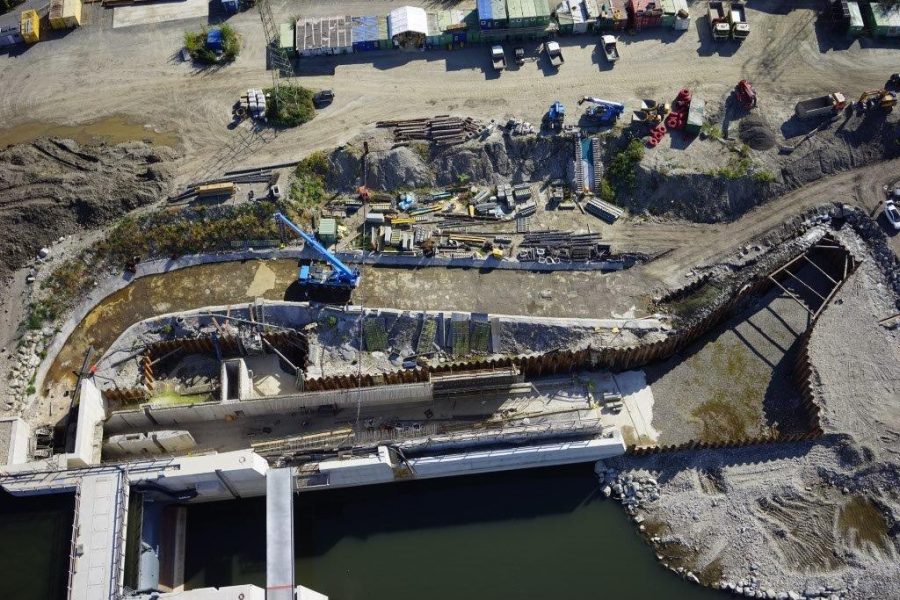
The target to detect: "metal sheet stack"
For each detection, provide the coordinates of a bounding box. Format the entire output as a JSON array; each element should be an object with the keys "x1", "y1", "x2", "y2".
[
  {"x1": 376, "y1": 116, "x2": 481, "y2": 146},
  {"x1": 518, "y1": 231, "x2": 608, "y2": 261}
]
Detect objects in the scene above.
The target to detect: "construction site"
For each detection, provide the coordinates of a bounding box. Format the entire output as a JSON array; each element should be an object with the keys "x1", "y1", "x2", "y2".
[{"x1": 0, "y1": 0, "x2": 899, "y2": 599}]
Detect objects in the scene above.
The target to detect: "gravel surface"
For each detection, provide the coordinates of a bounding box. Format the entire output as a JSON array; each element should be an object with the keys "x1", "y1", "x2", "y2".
[{"x1": 601, "y1": 249, "x2": 900, "y2": 600}]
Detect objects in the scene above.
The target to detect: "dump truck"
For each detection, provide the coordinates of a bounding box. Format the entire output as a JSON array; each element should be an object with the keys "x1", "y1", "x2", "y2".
[
  {"x1": 795, "y1": 93, "x2": 847, "y2": 119},
  {"x1": 708, "y1": 1, "x2": 730, "y2": 41},
  {"x1": 728, "y1": 1, "x2": 749, "y2": 41},
  {"x1": 601, "y1": 35, "x2": 619, "y2": 63},
  {"x1": 490, "y1": 45, "x2": 506, "y2": 71},
  {"x1": 545, "y1": 41, "x2": 564, "y2": 68}
]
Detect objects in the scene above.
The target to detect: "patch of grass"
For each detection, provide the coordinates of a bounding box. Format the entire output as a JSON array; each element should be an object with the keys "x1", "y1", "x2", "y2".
[
  {"x1": 664, "y1": 281, "x2": 724, "y2": 323},
  {"x1": 265, "y1": 84, "x2": 316, "y2": 128},
  {"x1": 25, "y1": 302, "x2": 57, "y2": 330},
  {"x1": 716, "y1": 155, "x2": 753, "y2": 180},
  {"x1": 409, "y1": 142, "x2": 431, "y2": 163},
  {"x1": 25, "y1": 384, "x2": 36, "y2": 395},
  {"x1": 701, "y1": 122, "x2": 722, "y2": 140},
  {"x1": 184, "y1": 24, "x2": 240, "y2": 64},
  {"x1": 607, "y1": 139, "x2": 644, "y2": 194},
  {"x1": 752, "y1": 170, "x2": 777, "y2": 183}
]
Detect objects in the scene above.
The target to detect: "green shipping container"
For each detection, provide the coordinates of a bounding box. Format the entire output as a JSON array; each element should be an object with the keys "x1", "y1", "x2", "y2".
[
  {"x1": 533, "y1": 0, "x2": 551, "y2": 24},
  {"x1": 847, "y1": 1, "x2": 863, "y2": 36},
  {"x1": 686, "y1": 99, "x2": 705, "y2": 135},
  {"x1": 869, "y1": 2, "x2": 900, "y2": 37},
  {"x1": 556, "y1": 10, "x2": 574, "y2": 34}
]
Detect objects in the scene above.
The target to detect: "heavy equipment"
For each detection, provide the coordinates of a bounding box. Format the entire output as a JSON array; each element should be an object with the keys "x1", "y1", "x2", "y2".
[
  {"x1": 728, "y1": 1, "x2": 749, "y2": 41},
  {"x1": 734, "y1": 80, "x2": 757, "y2": 110},
  {"x1": 543, "y1": 101, "x2": 566, "y2": 130},
  {"x1": 856, "y1": 89, "x2": 897, "y2": 112},
  {"x1": 490, "y1": 45, "x2": 506, "y2": 71},
  {"x1": 600, "y1": 35, "x2": 619, "y2": 63},
  {"x1": 795, "y1": 93, "x2": 847, "y2": 119},
  {"x1": 274, "y1": 212, "x2": 360, "y2": 289},
  {"x1": 578, "y1": 96, "x2": 625, "y2": 125},
  {"x1": 708, "y1": 1, "x2": 731, "y2": 41},
  {"x1": 631, "y1": 99, "x2": 670, "y2": 125},
  {"x1": 544, "y1": 41, "x2": 564, "y2": 68},
  {"x1": 514, "y1": 47, "x2": 525, "y2": 66}
]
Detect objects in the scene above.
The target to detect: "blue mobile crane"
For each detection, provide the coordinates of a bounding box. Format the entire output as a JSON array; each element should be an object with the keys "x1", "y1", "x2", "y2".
[
  {"x1": 577, "y1": 96, "x2": 625, "y2": 125},
  {"x1": 274, "y1": 212, "x2": 360, "y2": 289}
]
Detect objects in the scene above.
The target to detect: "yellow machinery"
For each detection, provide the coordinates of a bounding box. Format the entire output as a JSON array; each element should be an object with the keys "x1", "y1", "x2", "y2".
[
  {"x1": 857, "y1": 89, "x2": 897, "y2": 111},
  {"x1": 20, "y1": 10, "x2": 40, "y2": 44}
]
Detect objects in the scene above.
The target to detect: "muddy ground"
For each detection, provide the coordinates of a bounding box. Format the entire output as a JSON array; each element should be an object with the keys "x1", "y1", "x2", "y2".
[{"x1": 0, "y1": 137, "x2": 178, "y2": 281}]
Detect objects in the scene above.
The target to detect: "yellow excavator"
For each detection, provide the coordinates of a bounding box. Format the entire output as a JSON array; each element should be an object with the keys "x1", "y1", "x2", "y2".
[
  {"x1": 857, "y1": 89, "x2": 897, "y2": 112},
  {"x1": 631, "y1": 99, "x2": 671, "y2": 125}
]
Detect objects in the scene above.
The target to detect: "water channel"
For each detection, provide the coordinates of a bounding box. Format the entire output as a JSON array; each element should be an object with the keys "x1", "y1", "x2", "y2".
[{"x1": 184, "y1": 465, "x2": 725, "y2": 600}]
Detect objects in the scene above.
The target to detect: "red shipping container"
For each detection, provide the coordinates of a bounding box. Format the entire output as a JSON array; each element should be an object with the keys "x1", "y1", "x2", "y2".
[{"x1": 628, "y1": 0, "x2": 662, "y2": 30}]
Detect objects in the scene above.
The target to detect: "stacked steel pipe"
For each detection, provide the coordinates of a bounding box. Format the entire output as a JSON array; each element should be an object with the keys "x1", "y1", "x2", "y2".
[{"x1": 376, "y1": 116, "x2": 481, "y2": 146}]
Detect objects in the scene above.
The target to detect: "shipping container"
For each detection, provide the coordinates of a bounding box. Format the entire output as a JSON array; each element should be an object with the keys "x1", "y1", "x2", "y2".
[
  {"x1": 352, "y1": 16, "x2": 380, "y2": 51},
  {"x1": 627, "y1": 0, "x2": 662, "y2": 30},
  {"x1": 846, "y1": 1, "x2": 863, "y2": 36},
  {"x1": 1, "y1": 25, "x2": 24, "y2": 48},
  {"x1": 598, "y1": 0, "x2": 628, "y2": 30},
  {"x1": 672, "y1": 0, "x2": 690, "y2": 30},
  {"x1": 660, "y1": 0, "x2": 675, "y2": 28},
  {"x1": 686, "y1": 98, "x2": 705, "y2": 135},
  {"x1": 20, "y1": 10, "x2": 39, "y2": 44},
  {"x1": 317, "y1": 218, "x2": 337, "y2": 246},
  {"x1": 534, "y1": 0, "x2": 552, "y2": 25},
  {"x1": 572, "y1": 1, "x2": 588, "y2": 33},
  {"x1": 296, "y1": 16, "x2": 354, "y2": 56},
  {"x1": 49, "y1": 0, "x2": 82, "y2": 30},
  {"x1": 862, "y1": 1, "x2": 900, "y2": 38},
  {"x1": 379, "y1": 16, "x2": 392, "y2": 49},
  {"x1": 556, "y1": 9, "x2": 575, "y2": 34},
  {"x1": 279, "y1": 23, "x2": 296, "y2": 57},
  {"x1": 478, "y1": 0, "x2": 509, "y2": 28}
]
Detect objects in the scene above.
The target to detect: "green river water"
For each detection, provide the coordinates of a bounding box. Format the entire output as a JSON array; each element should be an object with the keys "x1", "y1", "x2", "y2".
[{"x1": 184, "y1": 465, "x2": 725, "y2": 600}]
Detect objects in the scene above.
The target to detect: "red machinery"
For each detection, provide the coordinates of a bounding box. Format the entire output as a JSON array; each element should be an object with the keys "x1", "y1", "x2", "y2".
[{"x1": 735, "y1": 80, "x2": 757, "y2": 110}]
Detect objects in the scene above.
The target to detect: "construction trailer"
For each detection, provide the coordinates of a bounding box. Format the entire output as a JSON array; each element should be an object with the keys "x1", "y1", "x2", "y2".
[
  {"x1": 49, "y1": 0, "x2": 82, "y2": 29},
  {"x1": 0, "y1": 24, "x2": 23, "y2": 48},
  {"x1": 295, "y1": 16, "x2": 353, "y2": 57},
  {"x1": 279, "y1": 23, "x2": 296, "y2": 58},
  {"x1": 20, "y1": 10, "x2": 40, "y2": 44},
  {"x1": 352, "y1": 15, "x2": 380, "y2": 51}
]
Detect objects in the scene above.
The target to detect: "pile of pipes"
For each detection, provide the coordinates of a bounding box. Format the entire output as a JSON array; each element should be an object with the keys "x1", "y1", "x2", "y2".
[
  {"x1": 518, "y1": 231, "x2": 608, "y2": 262},
  {"x1": 170, "y1": 168, "x2": 276, "y2": 202},
  {"x1": 376, "y1": 115, "x2": 481, "y2": 146}
]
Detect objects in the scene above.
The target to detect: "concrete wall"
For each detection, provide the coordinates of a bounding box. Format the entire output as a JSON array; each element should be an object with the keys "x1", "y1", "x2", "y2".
[
  {"x1": 104, "y1": 430, "x2": 197, "y2": 458},
  {"x1": 150, "y1": 584, "x2": 327, "y2": 600},
  {"x1": 0, "y1": 417, "x2": 31, "y2": 466},
  {"x1": 220, "y1": 358, "x2": 251, "y2": 403},
  {"x1": 318, "y1": 446, "x2": 396, "y2": 486},
  {"x1": 136, "y1": 449, "x2": 269, "y2": 501},
  {"x1": 105, "y1": 382, "x2": 434, "y2": 433},
  {"x1": 68, "y1": 378, "x2": 106, "y2": 467}
]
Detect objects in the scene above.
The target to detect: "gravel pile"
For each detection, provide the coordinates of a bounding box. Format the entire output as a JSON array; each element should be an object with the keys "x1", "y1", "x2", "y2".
[{"x1": 739, "y1": 115, "x2": 778, "y2": 151}]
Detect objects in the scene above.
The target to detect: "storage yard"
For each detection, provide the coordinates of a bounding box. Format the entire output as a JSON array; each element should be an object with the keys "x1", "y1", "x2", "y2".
[{"x1": 0, "y1": 0, "x2": 899, "y2": 599}]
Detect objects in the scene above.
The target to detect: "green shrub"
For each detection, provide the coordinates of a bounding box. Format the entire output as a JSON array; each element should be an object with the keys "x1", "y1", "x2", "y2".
[
  {"x1": 716, "y1": 155, "x2": 752, "y2": 180},
  {"x1": 607, "y1": 139, "x2": 645, "y2": 193},
  {"x1": 265, "y1": 85, "x2": 316, "y2": 127},
  {"x1": 26, "y1": 303, "x2": 56, "y2": 330},
  {"x1": 289, "y1": 152, "x2": 330, "y2": 206},
  {"x1": 184, "y1": 24, "x2": 240, "y2": 64},
  {"x1": 701, "y1": 122, "x2": 722, "y2": 140},
  {"x1": 598, "y1": 178, "x2": 615, "y2": 203},
  {"x1": 752, "y1": 170, "x2": 776, "y2": 183}
]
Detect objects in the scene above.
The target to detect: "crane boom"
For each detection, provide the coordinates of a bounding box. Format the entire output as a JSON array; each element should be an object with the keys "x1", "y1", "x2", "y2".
[{"x1": 274, "y1": 212, "x2": 360, "y2": 287}]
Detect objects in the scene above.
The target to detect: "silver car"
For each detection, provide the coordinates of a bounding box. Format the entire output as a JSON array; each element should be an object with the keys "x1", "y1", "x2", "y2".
[{"x1": 885, "y1": 199, "x2": 900, "y2": 231}]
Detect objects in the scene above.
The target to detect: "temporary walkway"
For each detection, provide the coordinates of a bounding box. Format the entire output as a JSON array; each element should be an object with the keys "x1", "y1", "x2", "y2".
[
  {"x1": 68, "y1": 471, "x2": 130, "y2": 600},
  {"x1": 266, "y1": 468, "x2": 295, "y2": 600}
]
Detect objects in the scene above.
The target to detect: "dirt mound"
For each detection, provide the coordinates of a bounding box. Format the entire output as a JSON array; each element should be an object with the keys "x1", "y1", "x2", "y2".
[
  {"x1": 326, "y1": 130, "x2": 572, "y2": 192},
  {"x1": 0, "y1": 138, "x2": 178, "y2": 280},
  {"x1": 739, "y1": 115, "x2": 777, "y2": 151}
]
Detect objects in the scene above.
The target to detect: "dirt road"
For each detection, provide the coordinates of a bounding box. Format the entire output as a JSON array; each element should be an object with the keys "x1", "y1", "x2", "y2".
[{"x1": 1, "y1": 0, "x2": 897, "y2": 184}]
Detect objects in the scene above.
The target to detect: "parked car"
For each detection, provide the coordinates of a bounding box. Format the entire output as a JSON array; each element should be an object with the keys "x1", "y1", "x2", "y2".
[
  {"x1": 313, "y1": 90, "x2": 334, "y2": 108},
  {"x1": 884, "y1": 199, "x2": 900, "y2": 231}
]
